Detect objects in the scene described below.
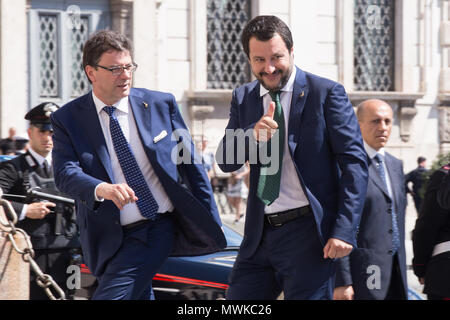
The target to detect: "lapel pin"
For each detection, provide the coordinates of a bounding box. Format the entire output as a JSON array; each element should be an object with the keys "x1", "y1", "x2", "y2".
[
  {"x1": 300, "y1": 91, "x2": 304, "y2": 98},
  {"x1": 143, "y1": 102, "x2": 148, "y2": 108}
]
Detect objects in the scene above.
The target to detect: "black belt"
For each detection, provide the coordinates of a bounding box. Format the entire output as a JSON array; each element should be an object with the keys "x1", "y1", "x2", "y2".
[
  {"x1": 122, "y1": 211, "x2": 171, "y2": 231},
  {"x1": 265, "y1": 205, "x2": 312, "y2": 228}
]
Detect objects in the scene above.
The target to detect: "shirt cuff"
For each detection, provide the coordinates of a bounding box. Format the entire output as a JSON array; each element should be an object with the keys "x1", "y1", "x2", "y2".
[
  {"x1": 19, "y1": 204, "x2": 28, "y2": 221},
  {"x1": 94, "y1": 183, "x2": 106, "y2": 202}
]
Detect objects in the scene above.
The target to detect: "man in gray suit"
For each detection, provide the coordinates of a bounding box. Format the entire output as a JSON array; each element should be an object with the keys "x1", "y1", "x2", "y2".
[{"x1": 334, "y1": 99, "x2": 408, "y2": 300}]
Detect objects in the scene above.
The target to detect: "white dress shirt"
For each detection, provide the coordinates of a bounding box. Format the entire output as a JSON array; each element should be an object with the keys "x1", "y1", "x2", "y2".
[
  {"x1": 92, "y1": 92, "x2": 173, "y2": 226},
  {"x1": 259, "y1": 67, "x2": 310, "y2": 213}
]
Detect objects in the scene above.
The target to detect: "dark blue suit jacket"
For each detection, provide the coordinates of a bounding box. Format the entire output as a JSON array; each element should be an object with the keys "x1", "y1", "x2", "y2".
[
  {"x1": 335, "y1": 152, "x2": 408, "y2": 299},
  {"x1": 217, "y1": 67, "x2": 368, "y2": 259},
  {"x1": 51, "y1": 88, "x2": 226, "y2": 277}
]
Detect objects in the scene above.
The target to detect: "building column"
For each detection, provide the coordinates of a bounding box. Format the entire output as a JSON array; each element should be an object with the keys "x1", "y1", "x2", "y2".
[
  {"x1": 0, "y1": 0, "x2": 28, "y2": 137},
  {"x1": 439, "y1": 0, "x2": 450, "y2": 153},
  {"x1": 110, "y1": 0, "x2": 133, "y2": 39}
]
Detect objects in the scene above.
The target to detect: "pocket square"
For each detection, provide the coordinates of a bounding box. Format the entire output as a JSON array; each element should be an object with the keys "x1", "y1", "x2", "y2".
[{"x1": 153, "y1": 130, "x2": 168, "y2": 143}]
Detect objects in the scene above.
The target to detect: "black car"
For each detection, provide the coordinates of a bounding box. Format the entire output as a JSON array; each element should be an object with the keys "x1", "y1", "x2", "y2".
[{"x1": 76, "y1": 224, "x2": 242, "y2": 300}]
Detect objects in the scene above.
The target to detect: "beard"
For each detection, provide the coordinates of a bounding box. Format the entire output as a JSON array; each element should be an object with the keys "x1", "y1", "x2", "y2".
[{"x1": 255, "y1": 66, "x2": 292, "y2": 92}]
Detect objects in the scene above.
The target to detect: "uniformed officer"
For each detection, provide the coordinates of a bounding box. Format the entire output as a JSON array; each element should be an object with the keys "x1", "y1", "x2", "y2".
[
  {"x1": 405, "y1": 156, "x2": 428, "y2": 215},
  {"x1": 412, "y1": 163, "x2": 450, "y2": 300},
  {"x1": 0, "y1": 102, "x2": 79, "y2": 300}
]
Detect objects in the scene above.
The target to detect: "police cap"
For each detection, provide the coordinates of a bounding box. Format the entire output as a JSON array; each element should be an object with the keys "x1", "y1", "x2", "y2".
[{"x1": 25, "y1": 102, "x2": 59, "y2": 131}]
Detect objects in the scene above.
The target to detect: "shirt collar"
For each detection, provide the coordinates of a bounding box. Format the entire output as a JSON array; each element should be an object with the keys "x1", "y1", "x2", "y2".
[
  {"x1": 260, "y1": 66, "x2": 297, "y2": 97},
  {"x1": 364, "y1": 141, "x2": 385, "y2": 160},
  {"x1": 92, "y1": 91, "x2": 129, "y2": 115},
  {"x1": 28, "y1": 147, "x2": 51, "y2": 166}
]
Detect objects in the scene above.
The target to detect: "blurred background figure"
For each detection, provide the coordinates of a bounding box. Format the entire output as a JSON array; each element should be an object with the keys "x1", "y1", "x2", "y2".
[
  {"x1": 405, "y1": 156, "x2": 428, "y2": 215},
  {"x1": 226, "y1": 163, "x2": 249, "y2": 224},
  {"x1": 198, "y1": 138, "x2": 216, "y2": 181},
  {"x1": 0, "y1": 127, "x2": 17, "y2": 155},
  {"x1": 412, "y1": 163, "x2": 450, "y2": 300},
  {"x1": 14, "y1": 136, "x2": 29, "y2": 155}
]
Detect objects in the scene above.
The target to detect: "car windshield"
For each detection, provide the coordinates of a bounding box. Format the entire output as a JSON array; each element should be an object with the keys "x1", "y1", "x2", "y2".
[{"x1": 223, "y1": 225, "x2": 242, "y2": 247}]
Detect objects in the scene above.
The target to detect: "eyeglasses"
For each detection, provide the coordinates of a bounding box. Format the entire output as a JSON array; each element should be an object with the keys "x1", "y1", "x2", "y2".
[{"x1": 95, "y1": 63, "x2": 138, "y2": 76}]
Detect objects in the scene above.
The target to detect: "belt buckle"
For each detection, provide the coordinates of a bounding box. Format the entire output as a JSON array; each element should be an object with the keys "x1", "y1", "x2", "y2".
[{"x1": 268, "y1": 214, "x2": 282, "y2": 227}]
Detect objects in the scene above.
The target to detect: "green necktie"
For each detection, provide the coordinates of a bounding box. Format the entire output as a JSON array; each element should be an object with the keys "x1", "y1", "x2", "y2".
[{"x1": 257, "y1": 91, "x2": 285, "y2": 206}]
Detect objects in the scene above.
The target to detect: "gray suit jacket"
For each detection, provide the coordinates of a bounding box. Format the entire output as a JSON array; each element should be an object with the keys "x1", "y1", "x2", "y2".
[{"x1": 335, "y1": 152, "x2": 408, "y2": 299}]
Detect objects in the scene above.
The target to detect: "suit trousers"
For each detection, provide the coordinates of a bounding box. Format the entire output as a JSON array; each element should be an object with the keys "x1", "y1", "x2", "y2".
[
  {"x1": 385, "y1": 254, "x2": 407, "y2": 300},
  {"x1": 92, "y1": 214, "x2": 174, "y2": 300},
  {"x1": 226, "y1": 213, "x2": 335, "y2": 300}
]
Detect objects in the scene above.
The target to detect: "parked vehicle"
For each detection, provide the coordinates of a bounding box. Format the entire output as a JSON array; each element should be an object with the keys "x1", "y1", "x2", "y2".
[{"x1": 75, "y1": 224, "x2": 242, "y2": 300}]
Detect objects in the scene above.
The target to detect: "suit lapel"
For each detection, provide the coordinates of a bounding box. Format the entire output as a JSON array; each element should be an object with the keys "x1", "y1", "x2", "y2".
[
  {"x1": 80, "y1": 94, "x2": 114, "y2": 182},
  {"x1": 288, "y1": 67, "x2": 309, "y2": 154},
  {"x1": 128, "y1": 93, "x2": 157, "y2": 153},
  {"x1": 385, "y1": 153, "x2": 401, "y2": 206},
  {"x1": 247, "y1": 82, "x2": 264, "y2": 125},
  {"x1": 368, "y1": 155, "x2": 390, "y2": 198}
]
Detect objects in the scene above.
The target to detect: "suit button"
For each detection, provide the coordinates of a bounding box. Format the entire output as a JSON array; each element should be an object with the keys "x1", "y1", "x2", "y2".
[
  {"x1": 387, "y1": 208, "x2": 392, "y2": 214},
  {"x1": 388, "y1": 250, "x2": 393, "y2": 255},
  {"x1": 388, "y1": 229, "x2": 393, "y2": 234}
]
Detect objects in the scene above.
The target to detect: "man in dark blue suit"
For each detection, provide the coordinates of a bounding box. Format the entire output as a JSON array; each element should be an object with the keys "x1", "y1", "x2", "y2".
[
  {"x1": 334, "y1": 99, "x2": 408, "y2": 300},
  {"x1": 216, "y1": 15, "x2": 368, "y2": 300},
  {"x1": 51, "y1": 30, "x2": 226, "y2": 300}
]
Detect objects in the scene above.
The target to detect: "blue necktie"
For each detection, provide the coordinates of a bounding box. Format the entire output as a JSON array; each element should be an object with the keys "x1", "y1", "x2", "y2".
[
  {"x1": 373, "y1": 154, "x2": 400, "y2": 255},
  {"x1": 103, "y1": 106, "x2": 159, "y2": 220}
]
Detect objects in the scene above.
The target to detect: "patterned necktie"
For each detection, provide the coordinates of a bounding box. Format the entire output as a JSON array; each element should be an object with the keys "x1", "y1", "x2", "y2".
[
  {"x1": 103, "y1": 106, "x2": 159, "y2": 220},
  {"x1": 257, "y1": 91, "x2": 285, "y2": 206},
  {"x1": 373, "y1": 154, "x2": 400, "y2": 255}
]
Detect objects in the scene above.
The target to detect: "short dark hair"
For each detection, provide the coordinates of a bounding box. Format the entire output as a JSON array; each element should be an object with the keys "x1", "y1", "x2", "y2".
[
  {"x1": 417, "y1": 156, "x2": 426, "y2": 165},
  {"x1": 82, "y1": 30, "x2": 133, "y2": 81},
  {"x1": 241, "y1": 15, "x2": 293, "y2": 58}
]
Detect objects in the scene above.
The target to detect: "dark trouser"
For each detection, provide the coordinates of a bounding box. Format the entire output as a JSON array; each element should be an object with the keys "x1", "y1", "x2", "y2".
[
  {"x1": 30, "y1": 248, "x2": 76, "y2": 300},
  {"x1": 226, "y1": 212, "x2": 335, "y2": 300},
  {"x1": 92, "y1": 214, "x2": 174, "y2": 300},
  {"x1": 385, "y1": 254, "x2": 407, "y2": 300}
]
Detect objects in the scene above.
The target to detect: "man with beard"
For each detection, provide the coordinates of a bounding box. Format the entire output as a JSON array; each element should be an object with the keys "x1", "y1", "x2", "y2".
[{"x1": 216, "y1": 15, "x2": 368, "y2": 299}]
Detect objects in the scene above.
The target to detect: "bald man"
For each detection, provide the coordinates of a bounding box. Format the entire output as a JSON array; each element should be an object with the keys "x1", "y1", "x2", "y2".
[{"x1": 334, "y1": 99, "x2": 408, "y2": 300}]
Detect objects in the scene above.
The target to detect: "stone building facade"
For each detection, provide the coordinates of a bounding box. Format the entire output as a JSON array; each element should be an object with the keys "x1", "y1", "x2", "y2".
[{"x1": 0, "y1": 0, "x2": 449, "y2": 174}]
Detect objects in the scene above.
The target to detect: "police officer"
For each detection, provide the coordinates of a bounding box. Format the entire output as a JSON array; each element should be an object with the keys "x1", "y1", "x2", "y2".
[
  {"x1": 412, "y1": 163, "x2": 450, "y2": 300},
  {"x1": 0, "y1": 102, "x2": 79, "y2": 300},
  {"x1": 405, "y1": 156, "x2": 428, "y2": 215}
]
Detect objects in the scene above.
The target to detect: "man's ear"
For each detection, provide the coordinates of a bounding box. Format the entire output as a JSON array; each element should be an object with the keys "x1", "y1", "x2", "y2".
[{"x1": 85, "y1": 65, "x2": 96, "y2": 83}]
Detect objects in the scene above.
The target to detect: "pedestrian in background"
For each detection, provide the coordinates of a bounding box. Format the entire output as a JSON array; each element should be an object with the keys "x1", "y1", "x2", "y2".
[
  {"x1": 334, "y1": 99, "x2": 408, "y2": 300},
  {"x1": 405, "y1": 156, "x2": 428, "y2": 215},
  {"x1": 226, "y1": 163, "x2": 249, "y2": 223}
]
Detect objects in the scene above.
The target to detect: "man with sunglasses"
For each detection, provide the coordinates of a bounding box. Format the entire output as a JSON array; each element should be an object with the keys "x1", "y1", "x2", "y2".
[{"x1": 50, "y1": 30, "x2": 225, "y2": 300}]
